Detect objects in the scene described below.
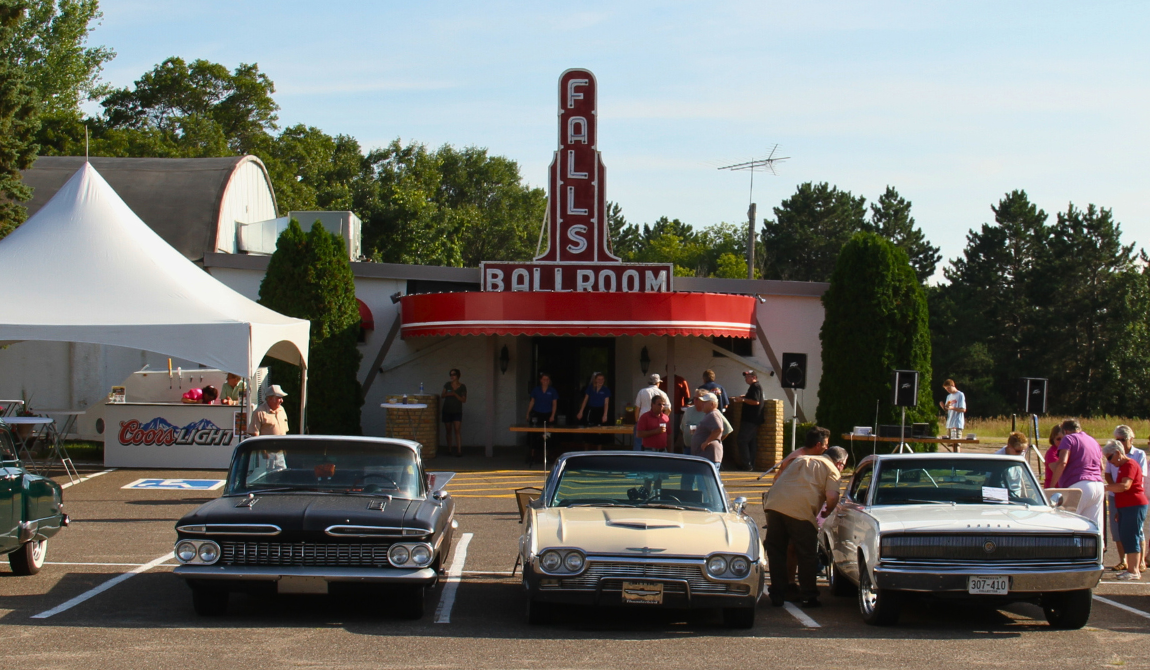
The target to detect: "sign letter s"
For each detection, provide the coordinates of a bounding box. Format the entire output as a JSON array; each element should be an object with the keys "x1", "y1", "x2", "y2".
[{"x1": 566, "y1": 225, "x2": 588, "y2": 254}]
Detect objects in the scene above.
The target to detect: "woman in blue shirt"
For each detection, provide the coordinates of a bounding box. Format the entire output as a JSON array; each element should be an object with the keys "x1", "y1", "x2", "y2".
[
  {"x1": 526, "y1": 373, "x2": 558, "y2": 464},
  {"x1": 576, "y1": 372, "x2": 612, "y2": 448}
]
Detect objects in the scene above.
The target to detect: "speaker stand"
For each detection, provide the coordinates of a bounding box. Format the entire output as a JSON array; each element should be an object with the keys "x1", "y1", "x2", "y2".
[{"x1": 896, "y1": 406, "x2": 911, "y2": 453}]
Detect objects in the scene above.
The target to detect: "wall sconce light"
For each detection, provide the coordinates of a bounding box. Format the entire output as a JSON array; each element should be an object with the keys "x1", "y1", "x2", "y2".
[
  {"x1": 499, "y1": 345, "x2": 510, "y2": 374},
  {"x1": 639, "y1": 346, "x2": 651, "y2": 374}
]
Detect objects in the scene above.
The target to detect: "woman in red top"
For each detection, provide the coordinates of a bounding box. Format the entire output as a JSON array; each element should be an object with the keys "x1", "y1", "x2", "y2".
[
  {"x1": 1104, "y1": 442, "x2": 1148, "y2": 581},
  {"x1": 1043, "y1": 425, "x2": 1063, "y2": 488}
]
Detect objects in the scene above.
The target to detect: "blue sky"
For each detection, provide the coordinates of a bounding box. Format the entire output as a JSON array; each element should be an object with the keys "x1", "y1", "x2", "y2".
[{"x1": 88, "y1": 1, "x2": 1149, "y2": 281}]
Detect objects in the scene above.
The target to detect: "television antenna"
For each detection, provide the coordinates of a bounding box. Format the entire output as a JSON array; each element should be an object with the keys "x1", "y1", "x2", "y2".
[{"x1": 716, "y1": 144, "x2": 790, "y2": 280}]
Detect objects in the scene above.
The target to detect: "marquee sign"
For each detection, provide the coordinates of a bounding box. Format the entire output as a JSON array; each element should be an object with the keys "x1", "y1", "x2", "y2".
[{"x1": 482, "y1": 69, "x2": 673, "y2": 292}]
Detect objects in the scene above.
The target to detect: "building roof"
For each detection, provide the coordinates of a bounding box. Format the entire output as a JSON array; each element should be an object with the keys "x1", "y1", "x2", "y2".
[{"x1": 21, "y1": 156, "x2": 275, "y2": 262}]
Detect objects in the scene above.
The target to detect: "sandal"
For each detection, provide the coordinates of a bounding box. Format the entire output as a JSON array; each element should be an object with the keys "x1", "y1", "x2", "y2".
[
  {"x1": 1112, "y1": 562, "x2": 1127, "y2": 571},
  {"x1": 1116, "y1": 571, "x2": 1142, "y2": 581}
]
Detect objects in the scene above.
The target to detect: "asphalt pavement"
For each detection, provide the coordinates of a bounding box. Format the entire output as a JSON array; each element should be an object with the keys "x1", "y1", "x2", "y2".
[{"x1": 1, "y1": 456, "x2": 1147, "y2": 670}]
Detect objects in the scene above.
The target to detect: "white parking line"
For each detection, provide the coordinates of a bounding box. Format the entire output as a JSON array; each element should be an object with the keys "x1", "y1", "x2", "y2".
[
  {"x1": 434, "y1": 532, "x2": 473, "y2": 624},
  {"x1": 60, "y1": 468, "x2": 115, "y2": 489},
  {"x1": 45, "y1": 561, "x2": 179, "y2": 567},
  {"x1": 1094, "y1": 594, "x2": 1150, "y2": 620},
  {"x1": 783, "y1": 602, "x2": 822, "y2": 628},
  {"x1": 31, "y1": 552, "x2": 174, "y2": 619}
]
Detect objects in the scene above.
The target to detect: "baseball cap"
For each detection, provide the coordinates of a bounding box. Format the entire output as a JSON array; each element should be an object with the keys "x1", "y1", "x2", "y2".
[
  {"x1": 648, "y1": 373, "x2": 662, "y2": 384},
  {"x1": 266, "y1": 384, "x2": 288, "y2": 398},
  {"x1": 742, "y1": 370, "x2": 756, "y2": 376}
]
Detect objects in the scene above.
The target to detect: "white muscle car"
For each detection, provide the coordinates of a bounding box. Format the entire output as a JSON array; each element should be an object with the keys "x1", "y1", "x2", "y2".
[
  {"x1": 820, "y1": 453, "x2": 1102, "y2": 628},
  {"x1": 519, "y1": 451, "x2": 765, "y2": 628}
]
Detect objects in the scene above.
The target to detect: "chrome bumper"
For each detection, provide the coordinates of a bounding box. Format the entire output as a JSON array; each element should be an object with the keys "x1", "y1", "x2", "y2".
[
  {"x1": 874, "y1": 562, "x2": 1102, "y2": 593},
  {"x1": 174, "y1": 564, "x2": 437, "y2": 584}
]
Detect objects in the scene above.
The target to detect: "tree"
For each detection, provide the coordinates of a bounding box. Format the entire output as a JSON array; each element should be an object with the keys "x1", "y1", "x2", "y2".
[
  {"x1": 263, "y1": 124, "x2": 363, "y2": 214},
  {"x1": 870, "y1": 186, "x2": 940, "y2": 283},
  {"x1": 0, "y1": 0, "x2": 42, "y2": 239},
  {"x1": 760, "y1": 182, "x2": 869, "y2": 282},
  {"x1": 817, "y1": 232, "x2": 935, "y2": 461},
  {"x1": 258, "y1": 220, "x2": 362, "y2": 434}
]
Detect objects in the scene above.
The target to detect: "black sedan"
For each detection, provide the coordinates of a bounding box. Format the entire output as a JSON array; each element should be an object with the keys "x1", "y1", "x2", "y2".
[{"x1": 173, "y1": 436, "x2": 457, "y2": 618}]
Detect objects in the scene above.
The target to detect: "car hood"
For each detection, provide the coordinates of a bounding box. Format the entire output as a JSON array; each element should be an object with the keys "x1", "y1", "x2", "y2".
[
  {"x1": 176, "y1": 493, "x2": 424, "y2": 534},
  {"x1": 532, "y1": 506, "x2": 756, "y2": 556},
  {"x1": 867, "y1": 504, "x2": 1099, "y2": 534}
]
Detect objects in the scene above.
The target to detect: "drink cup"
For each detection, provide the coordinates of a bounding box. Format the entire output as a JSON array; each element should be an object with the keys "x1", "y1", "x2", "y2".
[{"x1": 660, "y1": 424, "x2": 666, "y2": 433}]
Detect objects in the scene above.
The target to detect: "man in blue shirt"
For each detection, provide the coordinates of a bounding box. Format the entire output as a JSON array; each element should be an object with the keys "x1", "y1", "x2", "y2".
[
  {"x1": 701, "y1": 369, "x2": 729, "y2": 413},
  {"x1": 526, "y1": 373, "x2": 558, "y2": 464}
]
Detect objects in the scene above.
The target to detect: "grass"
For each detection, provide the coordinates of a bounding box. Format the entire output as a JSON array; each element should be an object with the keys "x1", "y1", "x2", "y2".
[
  {"x1": 963, "y1": 415, "x2": 1150, "y2": 442},
  {"x1": 61, "y1": 440, "x2": 103, "y2": 462}
]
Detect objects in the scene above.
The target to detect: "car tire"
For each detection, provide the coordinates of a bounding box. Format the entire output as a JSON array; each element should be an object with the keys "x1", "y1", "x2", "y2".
[
  {"x1": 400, "y1": 586, "x2": 426, "y2": 620},
  {"x1": 857, "y1": 560, "x2": 900, "y2": 626},
  {"x1": 191, "y1": 587, "x2": 228, "y2": 616},
  {"x1": 526, "y1": 598, "x2": 554, "y2": 625},
  {"x1": 722, "y1": 606, "x2": 756, "y2": 629},
  {"x1": 1042, "y1": 589, "x2": 1092, "y2": 629},
  {"x1": 8, "y1": 539, "x2": 47, "y2": 576},
  {"x1": 829, "y1": 561, "x2": 855, "y2": 597}
]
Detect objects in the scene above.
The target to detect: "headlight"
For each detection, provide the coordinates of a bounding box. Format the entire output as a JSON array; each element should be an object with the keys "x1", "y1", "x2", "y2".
[
  {"x1": 729, "y1": 556, "x2": 750, "y2": 576},
  {"x1": 175, "y1": 541, "x2": 197, "y2": 563},
  {"x1": 540, "y1": 550, "x2": 563, "y2": 572},
  {"x1": 197, "y1": 541, "x2": 220, "y2": 564},
  {"x1": 563, "y1": 551, "x2": 585, "y2": 572},
  {"x1": 706, "y1": 555, "x2": 728, "y2": 576},
  {"x1": 389, "y1": 545, "x2": 411, "y2": 566},
  {"x1": 411, "y1": 544, "x2": 432, "y2": 566}
]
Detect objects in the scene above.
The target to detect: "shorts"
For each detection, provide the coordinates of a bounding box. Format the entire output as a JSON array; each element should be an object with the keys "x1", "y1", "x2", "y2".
[
  {"x1": 441, "y1": 411, "x2": 462, "y2": 424},
  {"x1": 1117, "y1": 504, "x2": 1148, "y2": 550}
]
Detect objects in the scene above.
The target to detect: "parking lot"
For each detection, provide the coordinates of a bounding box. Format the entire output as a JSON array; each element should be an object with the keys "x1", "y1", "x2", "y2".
[{"x1": 2, "y1": 462, "x2": 1148, "y2": 670}]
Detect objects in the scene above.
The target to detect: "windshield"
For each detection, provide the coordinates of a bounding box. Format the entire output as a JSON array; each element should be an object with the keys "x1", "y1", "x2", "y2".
[
  {"x1": 227, "y1": 439, "x2": 423, "y2": 498},
  {"x1": 550, "y1": 455, "x2": 725, "y2": 512},
  {"x1": 872, "y1": 458, "x2": 1045, "y2": 506}
]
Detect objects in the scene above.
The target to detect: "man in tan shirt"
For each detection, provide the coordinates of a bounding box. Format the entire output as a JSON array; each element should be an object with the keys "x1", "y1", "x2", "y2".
[
  {"x1": 763, "y1": 443, "x2": 847, "y2": 608},
  {"x1": 248, "y1": 385, "x2": 289, "y2": 436}
]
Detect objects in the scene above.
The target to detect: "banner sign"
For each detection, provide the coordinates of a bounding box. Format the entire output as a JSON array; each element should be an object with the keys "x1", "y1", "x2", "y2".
[{"x1": 482, "y1": 69, "x2": 673, "y2": 292}]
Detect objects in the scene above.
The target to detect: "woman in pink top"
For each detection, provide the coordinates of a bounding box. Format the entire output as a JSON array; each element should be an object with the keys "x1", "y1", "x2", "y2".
[{"x1": 1043, "y1": 425, "x2": 1064, "y2": 488}]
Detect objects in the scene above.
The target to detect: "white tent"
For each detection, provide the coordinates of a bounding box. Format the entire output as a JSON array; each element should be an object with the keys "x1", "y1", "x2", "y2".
[{"x1": 0, "y1": 163, "x2": 310, "y2": 417}]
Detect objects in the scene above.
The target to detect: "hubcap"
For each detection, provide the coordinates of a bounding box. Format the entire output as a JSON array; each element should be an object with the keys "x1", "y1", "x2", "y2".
[
  {"x1": 860, "y1": 578, "x2": 877, "y2": 614},
  {"x1": 31, "y1": 540, "x2": 45, "y2": 566}
]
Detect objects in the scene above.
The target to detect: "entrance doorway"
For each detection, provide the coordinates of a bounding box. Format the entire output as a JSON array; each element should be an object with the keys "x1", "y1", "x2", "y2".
[{"x1": 531, "y1": 337, "x2": 615, "y2": 425}]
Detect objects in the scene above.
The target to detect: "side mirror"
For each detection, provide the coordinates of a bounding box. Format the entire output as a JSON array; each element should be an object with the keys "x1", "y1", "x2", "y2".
[
  {"x1": 732, "y1": 496, "x2": 748, "y2": 515},
  {"x1": 1049, "y1": 492, "x2": 1064, "y2": 508},
  {"x1": 431, "y1": 489, "x2": 449, "y2": 502}
]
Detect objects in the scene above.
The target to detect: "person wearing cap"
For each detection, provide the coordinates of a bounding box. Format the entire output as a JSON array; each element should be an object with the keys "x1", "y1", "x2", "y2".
[
  {"x1": 691, "y1": 392, "x2": 725, "y2": 467},
  {"x1": 249, "y1": 384, "x2": 290, "y2": 436},
  {"x1": 733, "y1": 370, "x2": 765, "y2": 471},
  {"x1": 634, "y1": 374, "x2": 669, "y2": 452},
  {"x1": 682, "y1": 388, "x2": 733, "y2": 456}
]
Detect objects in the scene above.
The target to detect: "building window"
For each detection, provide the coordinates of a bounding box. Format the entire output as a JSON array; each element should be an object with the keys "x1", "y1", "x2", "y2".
[{"x1": 712, "y1": 336, "x2": 752, "y2": 357}]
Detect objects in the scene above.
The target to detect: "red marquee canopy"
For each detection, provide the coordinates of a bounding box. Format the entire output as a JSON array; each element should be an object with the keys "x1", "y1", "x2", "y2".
[{"x1": 400, "y1": 291, "x2": 756, "y2": 338}]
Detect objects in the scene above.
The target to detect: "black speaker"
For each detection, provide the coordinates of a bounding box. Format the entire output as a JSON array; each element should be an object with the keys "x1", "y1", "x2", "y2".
[
  {"x1": 1018, "y1": 378, "x2": 1048, "y2": 414},
  {"x1": 780, "y1": 353, "x2": 807, "y2": 389},
  {"x1": 891, "y1": 370, "x2": 919, "y2": 407}
]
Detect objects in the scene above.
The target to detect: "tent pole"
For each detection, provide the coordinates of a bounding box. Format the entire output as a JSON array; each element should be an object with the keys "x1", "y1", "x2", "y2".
[{"x1": 299, "y1": 364, "x2": 308, "y2": 434}]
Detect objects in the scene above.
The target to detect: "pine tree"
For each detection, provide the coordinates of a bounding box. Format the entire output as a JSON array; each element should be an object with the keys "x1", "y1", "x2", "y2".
[
  {"x1": 870, "y1": 186, "x2": 941, "y2": 283},
  {"x1": 817, "y1": 232, "x2": 935, "y2": 461},
  {"x1": 759, "y1": 182, "x2": 868, "y2": 282},
  {"x1": 258, "y1": 220, "x2": 363, "y2": 434},
  {"x1": 0, "y1": 0, "x2": 41, "y2": 239}
]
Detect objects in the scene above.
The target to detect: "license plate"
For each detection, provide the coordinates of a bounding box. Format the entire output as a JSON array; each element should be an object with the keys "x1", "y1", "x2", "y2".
[
  {"x1": 967, "y1": 576, "x2": 1009, "y2": 595},
  {"x1": 277, "y1": 576, "x2": 329, "y2": 594},
  {"x1": 621, "y1": 581, "x2": 664, "y2": 605}
]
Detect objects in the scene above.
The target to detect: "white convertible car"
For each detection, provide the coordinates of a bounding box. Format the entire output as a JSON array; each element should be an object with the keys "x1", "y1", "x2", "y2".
[
  {"x1": 519, "y1": 451, "x2": 765, "y2": 628},
  {"x1": 820, "y1": 453, "x2": 1102, "y2": 628}
]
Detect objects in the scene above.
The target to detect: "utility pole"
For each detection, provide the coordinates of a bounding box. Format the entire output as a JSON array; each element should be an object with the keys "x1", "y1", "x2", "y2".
[{"x1": 718, "y1": 145, "x2": 789, "y2": 280}]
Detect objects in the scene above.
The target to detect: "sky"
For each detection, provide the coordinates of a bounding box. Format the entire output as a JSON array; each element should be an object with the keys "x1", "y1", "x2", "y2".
[{"x1": 86, "y1": 1, "x2": 1149, "y2": 282}]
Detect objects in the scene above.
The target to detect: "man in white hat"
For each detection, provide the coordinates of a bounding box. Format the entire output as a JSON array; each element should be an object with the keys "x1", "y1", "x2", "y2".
[
  {"x1": 633, "y1": 374, "x2": 670, "y2": 451},
  {"x1": 249, "y1": 384, "x2": 290, "y2": 436}
]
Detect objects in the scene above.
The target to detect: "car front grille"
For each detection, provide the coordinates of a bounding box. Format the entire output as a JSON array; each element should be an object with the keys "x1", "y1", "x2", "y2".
[
  {"x1": 547, "y1": 561, "x2": 734, "y2": 594},
  {"x1": 880, "y1": 534, "x2": 1097, "y2": 561},
  {"x1": 220, "y1": 541, "x2": 391, "y2": 567}
]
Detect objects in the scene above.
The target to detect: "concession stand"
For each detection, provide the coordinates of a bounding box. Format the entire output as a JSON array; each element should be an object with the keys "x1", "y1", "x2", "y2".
[
  {"x1": 391, "y1": 69, "x2": 794, "y2": 468},
  {"x1": 0, "y1": 164, "x2": 311, "y2": 470}
]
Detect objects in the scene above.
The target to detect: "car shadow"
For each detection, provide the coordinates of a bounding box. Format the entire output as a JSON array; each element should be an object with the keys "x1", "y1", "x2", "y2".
[{"x1": 125, "y1": 498, "x2": 216, "y2": 506}]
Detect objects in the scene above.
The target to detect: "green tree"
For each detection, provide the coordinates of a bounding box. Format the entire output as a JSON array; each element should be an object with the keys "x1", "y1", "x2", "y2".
[
  {"x1": 0, "y1": 0, "x2": 42, "y2": 239},
  {"x1": 870, "y1": 186, "x2": 940, "y2": 283},
  {"x1": 760, "y1": 182, "x2": 869, "y2": 282},
  {"x1": 258, "y1": 220, "x2": 362, "y2": 434},
  {"x1": 817, "y1": 232, "x2": 934, "y2": 461},
  {"x1": 263, "y1": 124, "x2": 363, "y2": 214}
]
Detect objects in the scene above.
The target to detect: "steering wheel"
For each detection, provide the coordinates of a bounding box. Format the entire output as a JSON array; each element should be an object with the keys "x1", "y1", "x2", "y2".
[
  {"x1": 358, "y1": 474, "x2": 399, "y2": 490},
  {"x1": 648, "y1": 492, "x2": 682, "y2": 503}
]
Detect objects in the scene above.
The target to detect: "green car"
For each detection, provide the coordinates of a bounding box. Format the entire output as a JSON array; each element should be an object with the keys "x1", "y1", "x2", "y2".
[{"x1": 0, "y1": 427, "x2": 68, "y2": 574}]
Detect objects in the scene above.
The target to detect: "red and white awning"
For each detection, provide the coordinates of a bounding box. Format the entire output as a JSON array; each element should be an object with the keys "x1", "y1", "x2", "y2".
[{"x1": 400, "y1": 291, "x2": 755, "y2": 338}]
